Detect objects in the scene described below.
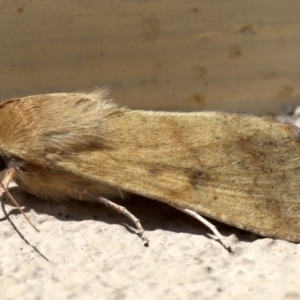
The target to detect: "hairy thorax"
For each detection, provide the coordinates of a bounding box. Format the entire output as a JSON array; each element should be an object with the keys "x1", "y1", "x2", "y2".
[{"x1": 14, "y1": 166, "x2": 121, "y2": 202}]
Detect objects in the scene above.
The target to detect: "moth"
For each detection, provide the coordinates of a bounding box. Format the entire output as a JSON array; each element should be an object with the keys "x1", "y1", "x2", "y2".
[{"x1": 0, "y1": 90, "x2": 300, "y2": 251}]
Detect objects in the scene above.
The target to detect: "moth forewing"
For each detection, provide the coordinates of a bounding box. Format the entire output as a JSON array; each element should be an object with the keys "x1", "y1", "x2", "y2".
[
  {"x1": 0, "y1": 90, "x2": 300, "y2": 251},
  {"x1": 50, "y1": 105, "x2": 300, "y2": 244}
]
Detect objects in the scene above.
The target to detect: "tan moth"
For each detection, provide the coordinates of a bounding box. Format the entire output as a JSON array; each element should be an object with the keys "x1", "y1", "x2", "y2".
[{"x1": 1, "y1": 90, "x2": 300, "y2": 251}]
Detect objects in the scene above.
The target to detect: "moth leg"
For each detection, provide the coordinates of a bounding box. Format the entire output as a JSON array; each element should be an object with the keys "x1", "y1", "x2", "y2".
[
  {"x1": 118, "y1": 189, "x2": 125, "y2": 200},
  {"x1": 73, "y1": 187, "x2": 149, "y2": 246},
  {"x1": 183, "y1": 208, "x2": 232, "y2": 252},
  {"x1": 1, "y1": 167, "x2": 39, "y2": 232}
]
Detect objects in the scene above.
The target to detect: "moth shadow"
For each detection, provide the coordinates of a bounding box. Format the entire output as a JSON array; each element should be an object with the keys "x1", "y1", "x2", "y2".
[{"x1": 1, "y1": 187, "x2": 262, "y2": 245}]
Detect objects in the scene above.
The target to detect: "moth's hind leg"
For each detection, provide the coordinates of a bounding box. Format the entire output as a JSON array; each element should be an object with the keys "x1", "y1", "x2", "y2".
[
  {"x1": 179, "y1": 207, "x2": 232, "y2": 252},
  {"x1": 71, "y1": 186, "x2": 149, "y2": 246}
]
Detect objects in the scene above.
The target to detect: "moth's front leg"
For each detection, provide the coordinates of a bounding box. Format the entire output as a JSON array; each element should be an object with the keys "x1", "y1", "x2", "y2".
[{"x1": 1, "y1": 167, "x2": 39, "y2": 232}]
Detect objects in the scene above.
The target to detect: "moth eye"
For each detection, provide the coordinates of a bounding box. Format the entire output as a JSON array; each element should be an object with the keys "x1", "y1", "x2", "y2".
[{"x1": 0, "y1": 156, "x2": 7, "y2": 171}]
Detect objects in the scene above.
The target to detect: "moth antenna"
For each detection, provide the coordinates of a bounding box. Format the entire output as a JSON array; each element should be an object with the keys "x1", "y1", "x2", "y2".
[
  {"x1": 1, "y1": 167, "x2": 39, "y2": 232},
  {"x1": 72, "y1": 186, "x2": 149, "y2": 246}
]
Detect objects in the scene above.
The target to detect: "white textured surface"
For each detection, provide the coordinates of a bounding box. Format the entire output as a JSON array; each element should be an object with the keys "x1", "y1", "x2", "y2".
[{"x1": 0, "y1": 188, "x2": 300, "y2": 300}]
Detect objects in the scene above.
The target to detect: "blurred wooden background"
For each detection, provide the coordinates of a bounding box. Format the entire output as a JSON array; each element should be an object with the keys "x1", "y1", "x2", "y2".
[{"x1": 1, "y1": 0, "x2": 300, "y2": 114}]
